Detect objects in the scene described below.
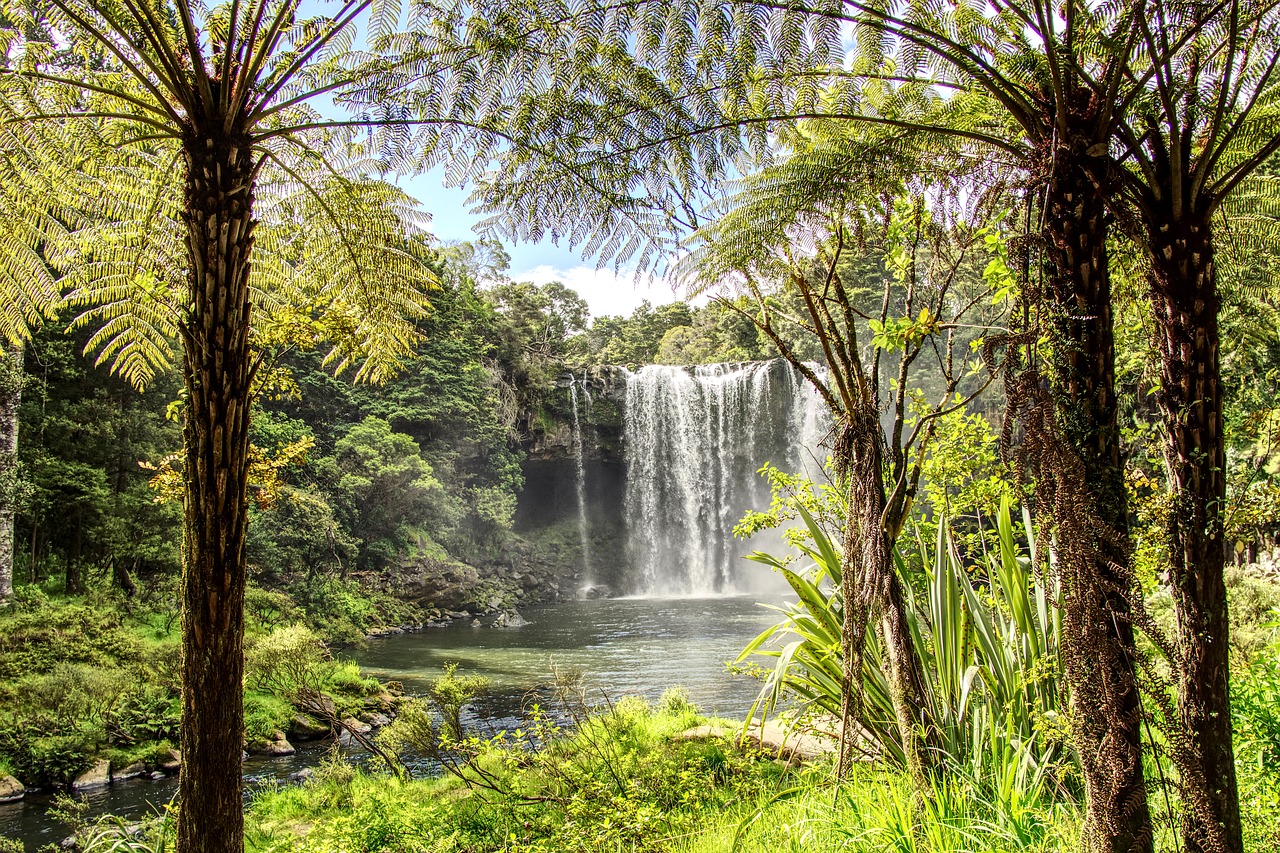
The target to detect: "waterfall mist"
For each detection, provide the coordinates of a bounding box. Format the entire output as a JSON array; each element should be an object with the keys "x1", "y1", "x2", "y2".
[{"x1": 622, "y1": 361, "x2": 829, "y2": 596}]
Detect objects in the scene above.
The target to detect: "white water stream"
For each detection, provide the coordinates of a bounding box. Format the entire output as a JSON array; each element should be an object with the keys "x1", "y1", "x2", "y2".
[{"x1": 568, "y1": 376, "x2": 595, "y2": 584}]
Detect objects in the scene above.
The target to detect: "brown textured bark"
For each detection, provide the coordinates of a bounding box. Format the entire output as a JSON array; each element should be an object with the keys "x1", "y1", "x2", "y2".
[
  {"x1": 836, "y1": 404, "x2": 935, "y2": 779},
  {"x1": 1147, "y1": 212, "x2": 1240, "y2": 853},
  {"x1": 176, "y1": 124, "x2": 256, "y2": 853},
  {"x1": 1043, "y1": 141, "x2": 1153, "y2": 853},
  {"x1": 0, "y1": 344, "x2": 21, "y2": 601}
]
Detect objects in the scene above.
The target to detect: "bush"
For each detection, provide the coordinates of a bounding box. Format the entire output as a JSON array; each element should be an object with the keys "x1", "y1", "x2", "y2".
[
  {"x1": 0, "y1": 723, "x2": 94, "y2": 786},
  {"x1": 105, "y1": 685, "x2": 180, "y2": 745},
  {"x1": 1233, "y1": 618, "x2": 1280, "y2": 852},
  {"x1": 244, "y1": 693, "x2": 294, "y2": 743}
]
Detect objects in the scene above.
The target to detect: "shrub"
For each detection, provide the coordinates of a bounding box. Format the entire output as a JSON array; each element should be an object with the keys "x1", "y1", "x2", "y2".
[{"x1": 105, "y1": 685, "x2": 180, "y2": 745}]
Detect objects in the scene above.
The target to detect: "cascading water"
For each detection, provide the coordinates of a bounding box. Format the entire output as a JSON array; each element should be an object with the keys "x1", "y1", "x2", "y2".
[
  {"x1": 568, "y1": 378, "x2": 595, "y2": 583},
  {"x1": 623, "y1": 360, "x2": 829, "y2": 596}
]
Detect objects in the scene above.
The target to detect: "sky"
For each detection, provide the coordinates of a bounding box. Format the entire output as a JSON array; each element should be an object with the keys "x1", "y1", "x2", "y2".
[{"x1": 397, "y1": 168, "x2": 687, "y2": 319}]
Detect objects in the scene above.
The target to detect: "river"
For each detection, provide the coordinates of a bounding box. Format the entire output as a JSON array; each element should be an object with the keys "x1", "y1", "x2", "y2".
[{"x1": 0, "y1": 596, "x2": 783, "y2": 848}]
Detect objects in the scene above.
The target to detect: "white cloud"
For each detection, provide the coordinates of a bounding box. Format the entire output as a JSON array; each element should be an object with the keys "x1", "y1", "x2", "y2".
[{"x1": 512, "y1": 264, "x2": 706, "y2": 319}]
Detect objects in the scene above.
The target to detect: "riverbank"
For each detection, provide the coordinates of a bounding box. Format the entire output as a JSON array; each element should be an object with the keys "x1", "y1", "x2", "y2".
[
  {"x1": 74, "y1": 698, "x2": 1080, "y2": 853},
  {"x1": 0, "y1": 583, "x2": 406, "y2": 806}
]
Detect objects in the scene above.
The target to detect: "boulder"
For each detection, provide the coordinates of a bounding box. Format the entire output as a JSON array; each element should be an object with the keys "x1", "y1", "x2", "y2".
[
  {"x1": 111, "y1": 761, "x2": 147, "y2": 782},
  {"x1": 491, "y1": 609, "x2": 530, "y2": 629},
  {"x1": 159, "y1": 749, "x2": 181, "y2": 774},
  {"x1": 340, "y1": 716, "x2": 372, "y2": 735},
  {"x1": 0, "y1": 774, "x2": 24, "y2": 802},
  {"x1": 288, "y1": 714, "x2": 330, "y2": 741},
  {"x1": 289, "y1": 767, "x2": 315, "y2": 783},
  {"x1": 71, "y1": 759, "x2": 111, "y2": 791},
  {"x1": 743, "y1": 720, "x2": 834, "y2": 763},
  {"x1": 246, "y1": 731, "x2": 295, "y2": 757},
  {"x1": 148, "y1": 771, "x2": 166, "y2": 781},
  {"x1": 358, "y1": 711, "x2": 392, "y2": 728}
]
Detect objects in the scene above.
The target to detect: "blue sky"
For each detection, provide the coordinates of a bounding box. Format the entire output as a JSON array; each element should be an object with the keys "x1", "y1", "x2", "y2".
[{"x1": 396, "y1": 168, "x2": 685, "y2": 320}]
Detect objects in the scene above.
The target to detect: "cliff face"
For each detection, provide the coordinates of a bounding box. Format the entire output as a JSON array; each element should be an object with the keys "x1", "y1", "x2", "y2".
[
  {"x1": 514, "y1": 365, "x2": 630, "y2": 595},
  {"x1": 524, "y1": 366, "x2": 627, "y2": 462}
]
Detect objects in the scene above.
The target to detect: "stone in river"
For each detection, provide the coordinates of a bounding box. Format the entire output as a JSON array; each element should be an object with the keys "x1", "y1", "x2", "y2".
[
  {"x1": 71, "y1": 759, "x2": 111, "y2": 790},
  {"x1": 288, "y1": 713, "x2": 330, "y2": 741},
  {"x1": 246, "y1": 731, "x2": 296, "y2": 756},
  {"x1": 111, "y1": 761, "x2": 147, "y2": 782},
  {"x1": 0, "y1": 774, "x2": 24, "y2": 802}
]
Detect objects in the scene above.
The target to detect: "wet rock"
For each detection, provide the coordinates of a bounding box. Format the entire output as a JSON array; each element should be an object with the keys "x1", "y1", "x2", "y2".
[
  {"x1": 111, "y1": 761, "x2": 147, "y2": 782},
  {"x1": 578, "y1": 584, "x2": 611, "y2": 600},
  {"x1": 71, "y1": 759, "x2": 111, "y2": 791},
  {"x1": 366, "y1": 626, "x2": 405, "y2": 639},
  {"x1": 491, "y1": 609, "x2": 530, "y2": 629},
  {"x1": 0, "y1": 774, "x2": 24, "y2": 802},
  {"x1": 470, "y1": 619, "x2": 481, "y2": 628},
  {"x1": 359, "y1": 711, "x2": 392, "y2": 728},
  {"x1": 148, "y1": 771, "x2": 166, "y2": 781},
  {"x1": 246, "y1": 731, "x2": 295, "y2": 757},
  {"x1": 159, "y1": 749, "x2": 181, "y2": 774},
  {"x1": 289, "y1": 767, "x2": 315, "y2": 783},
  {"x1": 59, "y1": 835, "x2": 77, "y2": 849},
  {"x1": 341, "y1": 716, "x2": 372, "y2": 735},
  {"x1": 288, "y1": 714, "x2": 330, "y2": 741}
]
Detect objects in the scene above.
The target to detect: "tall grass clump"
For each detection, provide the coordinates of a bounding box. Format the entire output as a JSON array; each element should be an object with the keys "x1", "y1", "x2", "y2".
[{"x1": 740, "y1": 496, "x2": 1073, "y2": 796}]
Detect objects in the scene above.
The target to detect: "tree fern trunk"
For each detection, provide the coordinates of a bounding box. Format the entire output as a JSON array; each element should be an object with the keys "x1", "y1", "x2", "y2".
[
  {"x1": 837, "y1": 404, "x2": 934, "y2": 779},
  {"x1": 0, "y1": 343, "x2": 21, "y2": 601},
  {"x1": 1147, "y1": 213, "x2": 1240, "y2": 853},
  {"x1": 176, "y1": 127, "x2": 256, "y2": 853},
  {"x1": 1044, "y1": 146, "x2": 1153, "y2": 853}
]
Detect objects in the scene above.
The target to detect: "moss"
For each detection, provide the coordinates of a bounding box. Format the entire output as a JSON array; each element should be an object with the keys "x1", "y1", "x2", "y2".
[{"x1": 244, "y1": 692, "x2": 295, "y2": 743}]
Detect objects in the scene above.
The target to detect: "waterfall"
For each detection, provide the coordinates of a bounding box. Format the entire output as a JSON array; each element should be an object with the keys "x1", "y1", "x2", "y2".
[
  {"x1": 568, "y1": 377, "x2": 595, "y2": 582},
  {"x1": 623, "y1": 361, "x2": 828, "y2": 596}
]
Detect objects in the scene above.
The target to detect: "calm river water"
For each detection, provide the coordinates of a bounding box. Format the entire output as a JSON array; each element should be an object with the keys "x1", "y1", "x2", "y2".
[{"x1": 0, "y1": 596, "x2": 782, "y2": 848}]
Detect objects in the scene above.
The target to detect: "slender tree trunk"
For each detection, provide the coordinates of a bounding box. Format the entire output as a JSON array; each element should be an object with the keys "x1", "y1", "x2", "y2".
[
  {"x1": 836, "y1": 404, "x2": 934, "y2": 779},
  {"x1": 1146, "y1": 212, "x2": 1240, "y2": 853},
  {"x1": 0, "y1": 344, "x2": 21, "y2": 601},
  {"x1": 176, "y1": 125, "x2": 256, "y2": 853},
  {"x1": 1043, "y1": 144, "x2": 1153, "y2": 853}
]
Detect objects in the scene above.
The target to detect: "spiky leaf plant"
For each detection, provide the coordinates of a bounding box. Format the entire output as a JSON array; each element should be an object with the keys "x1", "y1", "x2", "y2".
[{"x1": 741, "y1": 498, "x2": 1068, "y2": 794}]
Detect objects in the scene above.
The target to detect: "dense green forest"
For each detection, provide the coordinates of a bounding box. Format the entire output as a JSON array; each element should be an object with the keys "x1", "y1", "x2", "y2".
[{"x1": 3, "y1": 2, "x2": 1280, "y2": 853}]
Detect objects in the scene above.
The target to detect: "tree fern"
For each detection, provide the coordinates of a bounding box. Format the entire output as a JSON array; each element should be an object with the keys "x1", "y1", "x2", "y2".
[{"x1": 0, "y1": 3, "x2": 456, "y2": 850}]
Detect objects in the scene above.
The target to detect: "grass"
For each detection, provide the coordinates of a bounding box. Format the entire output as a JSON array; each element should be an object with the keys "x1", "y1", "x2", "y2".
[{"x1": 244, "y1": 697, "x2": 1081, "y2": 853}]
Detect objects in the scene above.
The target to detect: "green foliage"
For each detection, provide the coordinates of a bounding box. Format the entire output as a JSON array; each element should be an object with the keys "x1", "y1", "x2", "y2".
[
  {"x1": 377, "y1": 663, "x2": 491, "y2": 762},
  {"x1": 915, "y1": 409, "x2": 1016, "y2": 556},
  {"x1": 104, "y1": 685, "x2": 179, "y2": 745},
  {"x1": 314, "y1": 417, "x2": 442, "y2": 571},
  {"x1": 652, "y1": 299, "x2": 770, "y2": 365},
  {"x1": 250, "y1": 700, "x2": 1081, "y2": 853},
  {"x1": 1232, "y1": 616, "x2": 1280, "y2": 851},
  {"x1": 587, "y1": 302, "x2": 695, "y2": 365},
  {"x1": 741, "y1": 498, "x2": 1069, "y2": 786},
  {"x1": 283, "y1": 576, "x2": 420, "y2": 647}
]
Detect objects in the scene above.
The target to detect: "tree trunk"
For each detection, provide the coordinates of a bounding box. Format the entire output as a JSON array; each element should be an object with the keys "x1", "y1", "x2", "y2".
[
  {"x1": 1147, "y1": 212, "x2": 1240, "y2": 853},
  {"x1": 176, "y1": 126, "x2": 256, "y2": 853},
  {"x1": 0, "y1": 344, "x2": 21, "y2": 601},
  {"x1": 836, "y1": 404, "x2": 934, "y2": 779},
  {"x1": 1043, "y1": 144, "x2": 1153, "y2": 853}
]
